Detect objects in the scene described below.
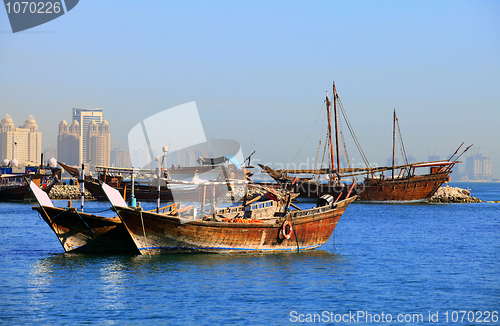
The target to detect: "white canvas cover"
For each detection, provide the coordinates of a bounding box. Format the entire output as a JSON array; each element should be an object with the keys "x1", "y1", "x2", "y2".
[
  {"x1": 101, "y1": 182, "x2": 128, "y2": 207},
  {"x1": 29, "y1": 181, "x2": 54, "y2": 207}
]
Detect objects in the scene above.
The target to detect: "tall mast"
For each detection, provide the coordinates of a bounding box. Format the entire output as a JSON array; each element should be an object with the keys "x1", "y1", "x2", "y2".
[
  {"x1": 333, "y1": 82, "x2": 341, "y2": 183},
  {"x1": 325, "y1": 91, "x2": 336, "y2": 181},
  {"x1": 392, "y1": 109, "x2": 396, "y2": 180}
]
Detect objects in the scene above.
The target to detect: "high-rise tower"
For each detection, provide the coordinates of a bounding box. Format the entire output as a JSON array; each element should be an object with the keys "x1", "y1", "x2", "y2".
[
  {"x1": 0, "y1": 114, "x2": 42, "y2": 164},
  {"x1": 72, "y1": 108, "x2": 103, "y2": 164}
]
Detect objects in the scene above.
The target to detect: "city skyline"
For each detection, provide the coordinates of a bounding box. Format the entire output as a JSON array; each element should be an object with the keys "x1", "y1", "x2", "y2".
[
  {"x1": 0, "y1": 109, "x2": 496, "y2": 180},
  {"x1": 1, "y1": 1, "x2": 498, "y2": 176}
]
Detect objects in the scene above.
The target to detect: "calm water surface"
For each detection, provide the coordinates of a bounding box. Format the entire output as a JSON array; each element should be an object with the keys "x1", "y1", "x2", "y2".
[{"x1": 1, "y1": 183, "x2": 499, "y2": 325}]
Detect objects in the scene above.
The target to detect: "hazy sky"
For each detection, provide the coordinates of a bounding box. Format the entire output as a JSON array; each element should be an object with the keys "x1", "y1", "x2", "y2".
[{"x1": 1, "y1": 1, "x2": 499, "y2": 175}]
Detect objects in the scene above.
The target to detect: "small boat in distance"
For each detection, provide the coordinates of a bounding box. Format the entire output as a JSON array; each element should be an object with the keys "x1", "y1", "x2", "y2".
[
  {"x1": 0, "y1": 165, "x2": 61, "y2": 201},
  {"x1": 260, "y1": 82, "x2": 469, "y2": 202},
  {"x1": 103, "y1": 181, "x2": 357, "y2": 255}
]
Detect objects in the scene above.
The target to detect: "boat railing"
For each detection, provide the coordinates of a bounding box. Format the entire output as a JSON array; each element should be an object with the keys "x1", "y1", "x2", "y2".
[
  {"x1": 249, "y1": 200, "x2": 275, "y2": 211},
  {"x1": 0, "y1": 176, "x2": 26, "y2": 188},
  {"x1": 216, "y1": 205, "x2": 244, "y2": 215},
  {"x1": 289, "y1": 204, "x2": 333, "y2": 218},
  {"x1": 145, "y1": 202, "x2": 178, "y2": 214}
]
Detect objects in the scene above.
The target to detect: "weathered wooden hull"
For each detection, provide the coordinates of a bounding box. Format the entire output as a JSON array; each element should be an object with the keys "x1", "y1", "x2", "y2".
[
  {"x1": 83, "y1": 178, "x2": 236, "y2": 202},
  {"x1": 82, "y1": 180, "x2": 165, "y2": 201},
  {"x1": 0, "y1": 176, "x2": 56, "y2": 201},
  {"x1": 59, "y1": 161, "x2": 244, "y2": 202},
  {"x1": 277, "y1": 172, "x2": 450, "y2": 202},
  {"x1": 357, "y1": 172, "x2": 450, "y2": 202},
  {"x1": 33, "y1": 206, "x2": 138, "y2": 254},
  {"x1": 114, "y1": 196, "x2": 356, "y2": 254},
  {"x1": 0, "y1": 183, "x2": 31, "y2": 201}
]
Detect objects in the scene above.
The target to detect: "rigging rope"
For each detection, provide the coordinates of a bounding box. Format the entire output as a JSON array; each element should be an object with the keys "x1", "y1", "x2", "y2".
[
  {"x1": 320, "y1": 132, "x2": 329, "y2": 178},
  {"x1": 337, "y1": 97, "x2": 371, "y2": 169},
  {"x1": 84, "y1": 208, "x2": 113, "y2": 214},
  {"x1": 336, "y1": 102, "x2": 351, "y2": 171},
  {"x1": 396, "y1": 117, "x2": 408, "y2": 166},
  {"x1": 140, "y1": 210, "x2": 152, "y2": 257},
  {"x1": 290, "y1": 102, "x2": 325, "y2": 164},
  {"x1": 314, "y1": 107, "x2": 327, "y2": 181}
]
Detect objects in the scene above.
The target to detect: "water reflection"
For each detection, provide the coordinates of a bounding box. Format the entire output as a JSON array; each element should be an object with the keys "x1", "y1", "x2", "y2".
[
  {"x1": 28, "y1": 253, "x2": 134, "y2": 319},
  {"x1": 29, "y1": 249, "x2": 349, "y2": 283},
  {"x1": 24, "y1": 248, "x2": 353, "y2": 324}
]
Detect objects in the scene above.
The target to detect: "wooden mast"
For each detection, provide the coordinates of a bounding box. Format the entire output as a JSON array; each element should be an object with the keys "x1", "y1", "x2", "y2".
[
  {"x1": 333, "y1": 82, "x2": 341, "y2": 183},
  {"x1": 392, "y1": 109, "x2": 396, "y2": 180},
  {"x1": 325, "y1": 91, "x2": 336, "y2": 181}
]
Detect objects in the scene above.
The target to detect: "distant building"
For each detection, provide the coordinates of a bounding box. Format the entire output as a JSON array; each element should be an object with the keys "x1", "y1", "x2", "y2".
[
  {"x1": 58, "y1": 108, "x2": 110, "y2": 169},
  {"x1": 43, "y1": 146, "x2": 57, "y2": 161},
  {"x1": 72, "y1": 108, "x2": 104, "y2": 164},
  {"x1": 111, "y1": 148, "x2": 131, "y2": 168},
  {"x1": 466, "y1": 154, "x2": 492, "y2": 181},
  {"x1": 57, "y1": 120, "x2": 82, "y2": 166},
  {"x1": 131, "y1": 148, "x2": 151, "y2": 169},
  {"x1": 0, "y1": 114, "x2": 42, "y2": 165},
  {"x1": 87, "y1": 120, "x2": 110, "y2": 167}
]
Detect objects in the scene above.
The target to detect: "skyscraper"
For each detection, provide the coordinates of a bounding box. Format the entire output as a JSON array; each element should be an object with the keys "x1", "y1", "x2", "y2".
[
  {"x1": 0, "y1": 114, "x2": 42, "y2": 164},
  {"x1": 43, "y1": 146, "x2": 57, "y2": 161},
  {"x1": 72, "y1": 108, "x2": 103, "y2": 164},
  {"x1": 57, "y1": 120, "x2": 82, "y2": 166},
  {"x1": 57, "y1": 108, "x2": 110, "y2": 169},
  {"x1": 87, "y1": 120, "x2": 110, "y2": 167},
  {"x1": 466, "y1": 154, "x2": 492, "y2": 181},
  {"x1": 111, "y1": 148, "x2": 131, "y2": 168}
]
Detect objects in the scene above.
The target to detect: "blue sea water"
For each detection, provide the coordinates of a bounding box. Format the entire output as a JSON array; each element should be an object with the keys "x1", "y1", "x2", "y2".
[{"x1": 0, "y1": 183, "x2": 499, "y2": 325}]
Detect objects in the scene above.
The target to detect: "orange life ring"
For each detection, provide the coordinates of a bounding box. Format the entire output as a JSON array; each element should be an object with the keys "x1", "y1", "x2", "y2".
[
  {"x1": 229, "y1": 172, "x2": 235, "y2": 179},
  {"x1": 282, "y1": 220, "x2": 292, "y2": 239},
  {"x1": 25, "y1": 169, "x2": 32, "y2": 174}
]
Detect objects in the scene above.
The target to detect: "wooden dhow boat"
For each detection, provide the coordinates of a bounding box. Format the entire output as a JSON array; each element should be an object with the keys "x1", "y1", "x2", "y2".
[
  {"x1": 102, "y1": 182, "x2": 357, "y2": 254},
  {"x1": 29, "y1": 181, "x2": 138, "y2": 254},
  {"x1": 260, "y1": 82, "x2": 468, "y2": 203},
  {"x1": 58, "y1": 160, "x2": 247, "y2": 202},
  {"x1": 0, "y1": 165, "x2": 60, "y2": 201}
]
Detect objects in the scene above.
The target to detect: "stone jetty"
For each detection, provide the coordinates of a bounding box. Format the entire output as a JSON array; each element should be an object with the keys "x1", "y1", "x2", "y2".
[
  {"x1": 429, "y1": 186, "x2": 481, "y2": 203},
  {"x1": 49, "y1": 185, "x2": 95, "y2": 200}
]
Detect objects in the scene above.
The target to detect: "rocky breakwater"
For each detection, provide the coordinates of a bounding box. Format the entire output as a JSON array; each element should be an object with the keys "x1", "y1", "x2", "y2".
[
  {"x1": 49, "y1": 185, "x2": 95, "y2": 200},
  {"x1": 429, "y1": 186, "x2": 481, "y2": 203}
]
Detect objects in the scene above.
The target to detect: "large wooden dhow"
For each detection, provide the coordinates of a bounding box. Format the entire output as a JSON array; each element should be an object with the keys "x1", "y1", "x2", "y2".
[
  {"x1": 103, "y1": 183, "x2": 357, "y2": 254},
  {"x1": 29, "y1": 181, "x2": 138, "y2": 254},
  {"x1": 58, "y1": 160, "x2": 247, "y2": 202},
  {"x1": 260, "y1": 160, "x2": 459, "y2": 202},
  {"x1": 260, "y1": 82, "x2": 468, "y2": 203}
]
